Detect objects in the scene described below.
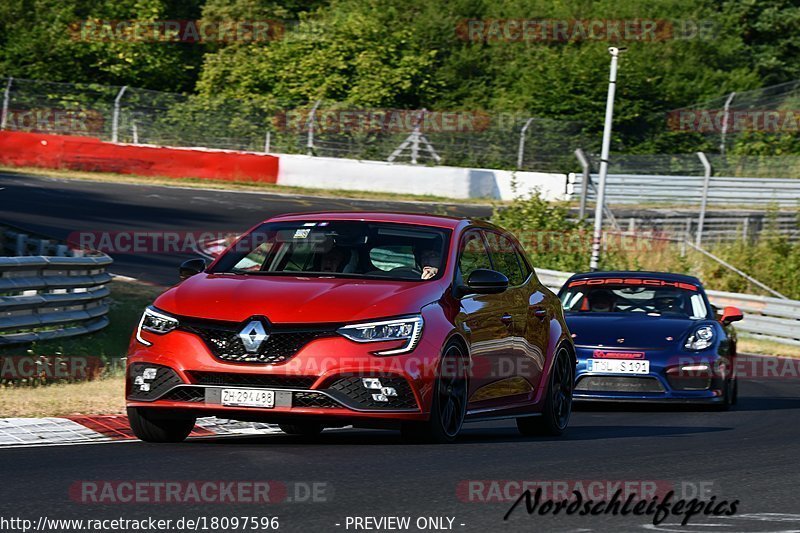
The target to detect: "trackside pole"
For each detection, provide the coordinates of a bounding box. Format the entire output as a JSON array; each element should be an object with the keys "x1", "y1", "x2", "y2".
[{"x1": 590, "y1": 47, "x2": 624, "y2": 271}]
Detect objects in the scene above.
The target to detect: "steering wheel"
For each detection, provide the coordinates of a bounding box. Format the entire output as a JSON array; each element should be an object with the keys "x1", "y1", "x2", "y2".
[{"x1": 389, "y1": 266, "x2": 422, "y2": 277}]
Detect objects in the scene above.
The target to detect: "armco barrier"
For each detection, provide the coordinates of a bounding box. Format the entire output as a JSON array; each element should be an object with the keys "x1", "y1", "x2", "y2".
[
  {"x1": 572, "y1": 173, "x2": 800, "y2": 206},
  {"x1": 0, "y1": 131, "x2": 279, "y2": 183},
  {"x1": 535, "y1": 268, "x2": 800, "y2": 346},
  {"x1": 0, "y1": 224, "x2": 113, "y2": 345},
  {"x1": 0, "y1": 255, "x2": 112, "y2": 345}
]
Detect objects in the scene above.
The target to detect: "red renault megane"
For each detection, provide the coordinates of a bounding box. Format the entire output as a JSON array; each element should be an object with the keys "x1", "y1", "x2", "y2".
[{"x1": 126, "y1": 212, "x2": 575, "y2": 443}]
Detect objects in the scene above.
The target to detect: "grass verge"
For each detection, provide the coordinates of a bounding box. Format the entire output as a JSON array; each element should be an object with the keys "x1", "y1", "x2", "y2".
[
  {"x1": 0, "y1": 165, "x2": 492, "y2": 205},
  {"x1": 0, "y1": 375, "x2": 125, "y2": 417},
  {"x1": 738, "y1": 335, "x2": 800, "y2": 359}
]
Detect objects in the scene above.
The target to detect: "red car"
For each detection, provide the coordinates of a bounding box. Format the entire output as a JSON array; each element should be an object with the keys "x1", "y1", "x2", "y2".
[{"x1": 126, "y1": 212, "x2": 575, "y2": 443}]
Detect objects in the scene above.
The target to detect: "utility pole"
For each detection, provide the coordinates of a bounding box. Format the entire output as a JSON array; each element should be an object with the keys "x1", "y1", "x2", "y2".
[{"x1": 589, "y1": 47, "x2": 624, "y2": 271}]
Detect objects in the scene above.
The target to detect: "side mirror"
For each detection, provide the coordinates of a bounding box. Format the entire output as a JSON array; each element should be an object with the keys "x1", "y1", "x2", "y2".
[
  {"x1": 720, "y1": 306, "x2": 743, "y2": 324},
  {"x1": 456, "y1": 268, "x2": 508, "y2": 297},
  {"x1": 179, "y1": 258, "x2": 206, "y2": 280}
]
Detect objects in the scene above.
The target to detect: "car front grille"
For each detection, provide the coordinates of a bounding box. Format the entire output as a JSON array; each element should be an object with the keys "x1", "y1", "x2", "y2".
[
  {"x1": 188, "y1": 371, "x2": 316, "y2": 389},
  {"x1": 292, "y1": 392, "x2": 340, "y2": 409},
  {"x1": 180, "y1": 319, "x2": 336, "y2": 364},
  {"x1": 575, "y1": 376, "x2": 665, "y2": 394},
  {"x1": 666, "y1": 374, "x2": 712, "y2": 391},
  {"x1": 161, "y1": 386, "x2": 205, "y2": 403},
  {"x1": 327, "y1": 376, "x2": 418, "y2": 410}
]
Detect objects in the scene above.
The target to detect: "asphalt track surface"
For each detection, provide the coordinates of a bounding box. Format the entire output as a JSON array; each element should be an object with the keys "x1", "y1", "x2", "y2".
[
  {"x1": 0, "y1": 171, "x2": 490, "y2": 285},
  {"x1": 1, "y1": 378, "x2": 799, "y2": 532},
  {"x1": 2, "y1": 172, "x2": 800, "y2": 531}
]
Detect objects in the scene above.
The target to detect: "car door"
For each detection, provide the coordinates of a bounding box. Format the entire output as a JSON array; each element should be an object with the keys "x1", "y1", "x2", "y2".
[
  {"x1": 455, "y1": 229, "x2": 517, "y2": 410},
  {"x1": 484, "y1": 230, "x2": 544, "y2": 403}
]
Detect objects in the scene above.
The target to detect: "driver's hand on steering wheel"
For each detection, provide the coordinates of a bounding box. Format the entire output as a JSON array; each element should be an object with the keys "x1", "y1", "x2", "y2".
[{"x1": 421, "y1": 266, "x2": 438, "y2": 280}]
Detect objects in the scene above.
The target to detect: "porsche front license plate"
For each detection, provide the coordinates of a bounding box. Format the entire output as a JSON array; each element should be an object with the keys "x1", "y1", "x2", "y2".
[
  {"x1": 221, "y1": 388, "x2": 275, "y2": 408},
  {"x1": 587, "y1": 359, "x2": 650, "y2": 374}
]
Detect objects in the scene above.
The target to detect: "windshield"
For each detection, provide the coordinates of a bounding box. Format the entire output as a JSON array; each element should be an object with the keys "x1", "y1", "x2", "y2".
[
  {"x1": 210, "y1": 220, "x2": 450, "y2": 282},
  {"x1": 560, "y1": 280, "x2": 711, "y2": 319}
]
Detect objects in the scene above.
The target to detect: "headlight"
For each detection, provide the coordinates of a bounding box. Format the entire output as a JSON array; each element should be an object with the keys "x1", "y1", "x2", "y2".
[
  {"x1": 337, "y1": 315, "x2": 423, "y2": 356},
  {"x1": 136, "y1": 306, "x2": 179, "y2": 346},
  {"x1": 685, "y1": 325, "x2": 714, "y2": 351}
]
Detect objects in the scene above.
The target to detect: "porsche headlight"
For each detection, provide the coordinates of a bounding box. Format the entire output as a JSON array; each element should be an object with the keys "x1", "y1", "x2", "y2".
[
  {"x1": 337, "y1": 316, "x2": 423, "y2": 356},
  {"x1": 136, "y1": 306, "x2": 179, "y2": 346},
  {"x1": 685, "y1": 325, "x2": 714, "y2": 351}
]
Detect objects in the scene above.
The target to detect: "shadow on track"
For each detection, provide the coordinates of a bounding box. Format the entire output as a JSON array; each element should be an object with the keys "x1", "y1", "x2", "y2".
[{"x1": 176, "y1": 422, "x2": 731, "y2": 447}]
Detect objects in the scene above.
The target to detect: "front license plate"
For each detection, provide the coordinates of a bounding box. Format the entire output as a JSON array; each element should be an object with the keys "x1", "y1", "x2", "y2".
[
  {"x1": 587, "y1": 359, "x2": 650, "y2": 374},
  {"x1": 221, "y1": 388, "x2": 275, "y2": 408}
]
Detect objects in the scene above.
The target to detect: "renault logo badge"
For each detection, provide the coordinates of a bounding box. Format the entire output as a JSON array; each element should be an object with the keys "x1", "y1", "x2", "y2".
[{"x1": 239, "y1": 320, "x2": 269, "y2": 353}]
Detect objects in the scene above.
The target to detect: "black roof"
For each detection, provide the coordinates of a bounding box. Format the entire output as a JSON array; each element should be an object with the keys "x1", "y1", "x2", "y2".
[{"x1": 565, "y1": 270, "x2": 703, "y2": 286}]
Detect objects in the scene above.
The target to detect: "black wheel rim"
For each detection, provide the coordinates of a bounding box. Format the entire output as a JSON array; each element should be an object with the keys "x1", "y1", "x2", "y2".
[
  {"x1": 550, "y1": 350, "x2": 573, "y2": 429},
  {"x1": 438, "y1": 346, "x2": 468, "y2": 438}
]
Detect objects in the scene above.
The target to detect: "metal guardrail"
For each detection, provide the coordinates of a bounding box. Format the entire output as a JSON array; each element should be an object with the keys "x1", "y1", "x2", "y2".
[
  {"x1": 0, "y1": 225, "x2": 113, "y2": 346},
  {"x1": 573, "y1": 173, "x2": 800, "y2": 207},
  {"x1": 606, "y1": 214, "x2": 798, "y2": 243},
  {"x1": 536, "y1": 268, "x2": 800, "y2": 347}
]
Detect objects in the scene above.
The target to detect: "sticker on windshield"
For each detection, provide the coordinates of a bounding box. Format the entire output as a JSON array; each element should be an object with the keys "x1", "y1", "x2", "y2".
[{"x1": 293, "y1": 228, "x2": 311, "y2": 239}]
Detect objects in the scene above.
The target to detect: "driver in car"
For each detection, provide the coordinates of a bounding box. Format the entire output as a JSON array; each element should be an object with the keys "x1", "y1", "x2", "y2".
[
  {"x1": 589, "y1": 290, "x2": 616, "y2": 312},
  {"x1": 419, "y1": 248, "x2": 441, "y2": 280},
  {"x1": 319, "y1": 247, "x2": 348, "y2": 273}
]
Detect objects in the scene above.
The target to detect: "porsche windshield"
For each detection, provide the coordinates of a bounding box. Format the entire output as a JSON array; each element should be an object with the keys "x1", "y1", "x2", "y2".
[
  {"x1": 210, "y1": 221, "x2": 450, "y2": 282},
  {"x1": 560, "y1": 281, "x2": 711, "y2": 319}
]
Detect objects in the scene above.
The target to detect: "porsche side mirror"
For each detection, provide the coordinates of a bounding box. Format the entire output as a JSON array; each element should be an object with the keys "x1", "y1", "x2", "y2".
[
  {"x1": 720, "y1": 306, "x2": 743, "y2": 324},
  {"x1": 179, "y1": 258, "x2": 206, "y2": 280}
]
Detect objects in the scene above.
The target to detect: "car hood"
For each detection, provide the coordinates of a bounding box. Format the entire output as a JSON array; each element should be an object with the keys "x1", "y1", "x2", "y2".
[
  {"x1": 153, "y1": 273, "x2": 442, "y2": 324},
  {"x1": 566, "y1": 313, "x2": 709, "y2": 350}
]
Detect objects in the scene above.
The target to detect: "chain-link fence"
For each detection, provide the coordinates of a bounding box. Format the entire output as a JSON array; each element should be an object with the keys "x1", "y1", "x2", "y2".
[
  {"x1": 4, "y1": 75, "x2": 800, "y2": 177},
  {"x1": 0, "y1": 76, "x2": 591, "y2": 173}
]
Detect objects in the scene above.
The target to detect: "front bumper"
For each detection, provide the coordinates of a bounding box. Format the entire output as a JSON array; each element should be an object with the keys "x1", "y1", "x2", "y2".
[
  {"x1": 126, "y1": 326, "x2": 443, "y2": 424},
  {"x1": 573, "y1": 347, "x2": 730, "y2": 404}
]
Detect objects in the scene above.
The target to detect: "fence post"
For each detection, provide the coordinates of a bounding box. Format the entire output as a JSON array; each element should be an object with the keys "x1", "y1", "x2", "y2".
[
  {"x1": 574, "y1": 149, "x2": 590, "y2": 220},
  {"x1": 0, "y1": 77, "x2": 12, "y2": 130},
  {"x1": 306, "y1": 99, "x2": 321, "y2": 156},
  {"x1": 517, "y1": 118, "x2": 534, "y2": 169},
  {"x1": 111, "y1": 85, "x2": 128, "y2": 143},
  {"x1": 590, "y1": 47, "x2": 623, "y2": 271},
  {"x1": 696, "y1": 151, "x2": 712, "y2": 247},
  {"x1": 719, "y1": 92, "x2": 736, "y2": 155},
  {"x1": 131, "y1": 121, "x2": 138, "y2": 144},
  {"x1": 264, "y1": 130, "x2": 271, "y2": 153}
]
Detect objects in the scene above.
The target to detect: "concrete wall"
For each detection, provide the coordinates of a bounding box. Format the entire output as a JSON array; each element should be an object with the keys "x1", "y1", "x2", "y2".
[{"x1": 276, "y1": 154, "x2": 570, "y2": 201}]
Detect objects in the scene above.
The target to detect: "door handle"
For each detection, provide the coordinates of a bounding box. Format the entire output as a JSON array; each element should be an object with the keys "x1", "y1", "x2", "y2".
[
  {"x1": 500, "y1": 313, "x2": 513, "y2": 325},
  {"x1": 533, "y1": 308, "x2": 547, "y2": 319}
]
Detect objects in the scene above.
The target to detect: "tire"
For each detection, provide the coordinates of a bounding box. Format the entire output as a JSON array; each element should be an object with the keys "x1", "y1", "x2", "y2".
[
  {"x1": 279, "y1": 422, "x2": 324, "y2": 436},
  {"x1": 713, "y1": 379, "x2": 736, "y2": 411},
  {"x1": 517, "y1": 347, "x2": 573, "y2": 437},
  {"x1": 401, "y1": 342, "x2": 468, "y2": 444},
  {"x1": 127, "y1": 407, "x2": 195, "y2": 443}
]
